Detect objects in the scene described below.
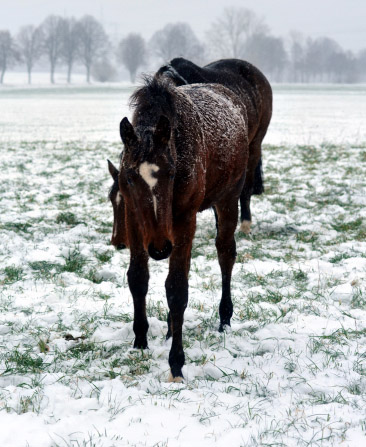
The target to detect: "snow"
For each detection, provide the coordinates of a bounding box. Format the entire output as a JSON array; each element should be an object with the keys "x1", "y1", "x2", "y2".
[{"x1": 0, "y1": 81, "x2": 365, "y2": 446}]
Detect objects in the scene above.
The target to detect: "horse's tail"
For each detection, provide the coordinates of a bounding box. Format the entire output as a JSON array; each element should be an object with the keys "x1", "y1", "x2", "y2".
[{"x1": 252, "y1": 158, "x2": 264, "y2": 195}]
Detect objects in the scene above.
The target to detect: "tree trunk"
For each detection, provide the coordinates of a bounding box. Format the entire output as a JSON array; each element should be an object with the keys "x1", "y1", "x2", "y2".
[
  {"x1": 28, "y1": 69, "x2": 32, "y2": 85},
  {"x1": 50, "y1": 63, "x2": 55, "y2": 84},
  {"x1": 86, "y1": 65, "x2": 90, "y2": 83},
  {"x1": 130, "y1": 70, "x2": 136, "y2": 83},
  {"x1": 0, "y1": 68, "x2": 5, "y2": 84},
  {"x1": 67, "y1": 63, "x2": 72, "y2": 83}
]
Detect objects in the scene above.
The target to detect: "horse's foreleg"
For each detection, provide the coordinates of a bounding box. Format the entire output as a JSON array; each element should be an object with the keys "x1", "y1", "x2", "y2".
[
  {"x1": 128, "y1": 251, "x2": 149, "y2": 349},
  {"x1": 165, "y1": 311, "x2": 171, "y2": 340},
  {"x1": 215, "y1": 201, "x2": 238, "y2": 331},
  {"x1": 165, "y1": 216, "x2": 196, "y2": 381},
  {"x1": 126, "y1": 211, "x2": 149, "y2": 349}
]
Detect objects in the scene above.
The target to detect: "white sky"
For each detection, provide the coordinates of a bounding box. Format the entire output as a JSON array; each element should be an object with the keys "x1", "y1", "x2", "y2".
[{"x1": 1, "y1": 0, "x2": 365, "y2": 52}]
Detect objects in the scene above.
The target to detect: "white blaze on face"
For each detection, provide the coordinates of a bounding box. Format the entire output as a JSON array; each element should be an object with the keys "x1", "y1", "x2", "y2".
[
  {"x1": 139, "y1": 162, "x2": 160, "y2": 217},
  {"x1": 115, "y1": 191, "x2": 122, "y2": 206}
]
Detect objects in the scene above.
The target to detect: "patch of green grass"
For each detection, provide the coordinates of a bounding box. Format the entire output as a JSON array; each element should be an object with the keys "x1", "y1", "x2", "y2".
[
  {"x1": 120, "y1": 350, "x2": 152, "y2": 376},
  {"x1": 60, "y1": 249, "x2": 87, "y2": 274},
  {"x1": 1, "y1": 222, "x2": 32, "y2": 233},
  {"x1": 55, "y1": 193, "x2": 71, "y2": 201},
  {"x1": 29, "y1": 261, "x2": 62, "y2": 279},
  {"x1": 56, "y1": 212, "x2": 81, "y2": 226},
  {"x1": 84, "y1": 268, "x2": 103, "y2": 284},
  {"x1": 95, "y1": 250, "x2": 113, "y2": 263},
  {"x1": 332, "y1": 217, "x2": 363, "y2": 233},
  {"x1": 5, "y1": 350, "x2": 45, "y2": 374},
  {"x1": 329, "y1": 253, "x2": 352, "y2": 263},
  {"x1": 295, "y1": 230, "x2": 319, "y2": 244},
  {"x1": 1, "y1": 266, "x2": 25, "y2": 284},
  {"x1": 146, "y1": 300, "x2": 167, "y2": 321},
  {"x1": 351, "y1": 289, "x2": 366, "y2": 309},
  {"x1": 236, "y1": 301, "x2": 278, "y2": 325},
  {"x1": 292, "y1": 269, "x2": 308, "y2": 282},
  {"x1": 68, "y1": 342, "x2": 97, "y2": 358}
]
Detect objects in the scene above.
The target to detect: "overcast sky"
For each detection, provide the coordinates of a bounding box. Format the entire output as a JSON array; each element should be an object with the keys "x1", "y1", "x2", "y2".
[{"x1": 1, "y1": 0, "x2": 365, "y2": 52}]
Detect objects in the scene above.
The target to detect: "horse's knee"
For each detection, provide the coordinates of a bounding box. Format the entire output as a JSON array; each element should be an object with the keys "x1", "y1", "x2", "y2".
[
  {"x1": 127, "y1": 264, "x2": 149, "y2": 297},
  {"x1": 166, "y1": 272, "x2": 188, "y2": 311},
  {"x1": 216, "y1": 237, "x2": 236, "y2": 258}
]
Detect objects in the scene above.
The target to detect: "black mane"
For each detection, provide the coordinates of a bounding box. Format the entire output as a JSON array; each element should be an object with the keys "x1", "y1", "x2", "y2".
[{"x1": 130, "y1": 75, "x2": 177, "y2": 124}]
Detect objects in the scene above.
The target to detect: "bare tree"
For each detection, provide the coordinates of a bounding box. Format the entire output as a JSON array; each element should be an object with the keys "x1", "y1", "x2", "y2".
[
  {"x1": 17, "y1": 25, "x2": 43, "y2": 84},
  {"x1": 357, "y1": 49, "x2": 366, "y2": 81},
  {"x1": 40, "y1": 15, "x2": 65, "y2": 84},
  {"x1": 150, "y1": 22, "x2": 204, "y2": 64},
  {"x1": 245, "y1": 33, "x2": 287, "y2": 81},
  {"x1": 117, "y1": 33, "x2": 146, "y2": 82},
  {"x1": 62, "y1": 18, "x2": 79, "y2": 83},
  {"x1": 76, "y1": 15, "x2": 108, "y2": 83},
  {"x1": 92, "y1": 57, "x2": 117, "y2": 82},
  {"x1": 304, "y1": 37, "x2": 342, "y2": 82},
  {"x1": 0, "y1": 30, "x2": 19, "y2": 84},
  {"x1": 206, "y1": 7, "x2": 268, "y2": 59},
  {"x1": 288, "y1": 31, "x2": 306, "y2": 82}
]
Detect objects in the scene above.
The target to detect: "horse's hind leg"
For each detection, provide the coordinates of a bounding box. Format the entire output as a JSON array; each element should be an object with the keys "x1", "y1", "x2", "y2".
[
  {"x1": 215, "y1": 200, "x2": 238, "y2": 331},
  {"x1": 240, "y1": 133, "x2": 265, "y2": 234}
]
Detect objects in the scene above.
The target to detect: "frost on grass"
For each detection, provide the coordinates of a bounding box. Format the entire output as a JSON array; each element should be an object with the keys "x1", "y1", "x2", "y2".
[
  {"x1": 0, "y1": 139, "x2": 365, "y2": 446},
  {"x1": 0, "y1": 89, "x2": 366, "y2": 446}
]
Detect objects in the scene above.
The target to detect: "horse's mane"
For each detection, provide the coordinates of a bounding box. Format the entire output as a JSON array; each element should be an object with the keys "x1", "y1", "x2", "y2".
[{"x1": 130, "y1": 75, "x2": 177, "y2": 122}]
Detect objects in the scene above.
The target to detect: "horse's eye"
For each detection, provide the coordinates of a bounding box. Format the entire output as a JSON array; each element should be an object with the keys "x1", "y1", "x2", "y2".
[{"x1": 127, "y1": 178, "x2": 133, "y2": 186}]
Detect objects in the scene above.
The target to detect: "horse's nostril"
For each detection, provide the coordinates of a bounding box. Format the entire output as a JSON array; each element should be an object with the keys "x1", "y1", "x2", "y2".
[
  {"x1": 148, "y1": 240, "x2": 172, "y2": 261},
  {"x1": 116, "y1": 243, "x2": 126, "y2": 250}
]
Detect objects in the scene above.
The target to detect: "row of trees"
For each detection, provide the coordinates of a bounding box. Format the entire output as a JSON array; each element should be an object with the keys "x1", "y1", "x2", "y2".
[
  {"x1": 1, "y1": 7, "x2": 365, "y2": 84},
  {"x1": 0, "y1": 15, "x2": 108, "y2": 84}
]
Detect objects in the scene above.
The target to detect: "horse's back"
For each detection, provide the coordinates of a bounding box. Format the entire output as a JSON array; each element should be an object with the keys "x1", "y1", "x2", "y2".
[
  {"x1": 175, "y1": 83, "x2": 249, "y2": 210},
  {"x1": 158, "y1": 57, "x2": 272, "y2": 142},
  {"x1": 206, "y1": 59, "x2": 272, "y2": 139}
]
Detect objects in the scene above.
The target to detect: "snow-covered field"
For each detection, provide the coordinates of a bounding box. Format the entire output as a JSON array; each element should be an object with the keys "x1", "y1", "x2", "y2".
[{"x1": 0, "y1": 83, "x2": 365, "y2": 446}]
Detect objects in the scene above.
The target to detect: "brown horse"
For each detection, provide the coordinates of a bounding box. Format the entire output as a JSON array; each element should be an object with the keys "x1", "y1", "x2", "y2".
[
  {"x1": 108, "y1": 58, "x2": 272, "y2": 247},
  {"x1": 113, "y1": 77, "x2": 249, "y2": 381}
]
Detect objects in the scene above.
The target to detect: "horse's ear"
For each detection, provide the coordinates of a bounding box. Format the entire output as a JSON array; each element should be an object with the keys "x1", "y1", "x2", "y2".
[
  {"x1": 120, "y1": 117, "x2": 137, "y2": 148},
  {"x1": 154, "y1": 115, "x2": 171, "y2": 145},
  {"x1": 107, "y1": 159, "x2": 119, "y2": 180}
]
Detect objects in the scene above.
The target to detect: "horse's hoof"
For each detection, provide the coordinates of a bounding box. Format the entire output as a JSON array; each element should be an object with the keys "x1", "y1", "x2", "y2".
[
  {"x1": 168, "y1": 372, "x2": 184, "y2": 383},
  {"x1": 239, "y1": 220, "x2": 251, "y2": 234},
  {"x1": 219, "y1": 323, "x2": 231, "y2": 333},
  {"x1": 133, "y1": 339, "x2": 148, "y2": 349}
]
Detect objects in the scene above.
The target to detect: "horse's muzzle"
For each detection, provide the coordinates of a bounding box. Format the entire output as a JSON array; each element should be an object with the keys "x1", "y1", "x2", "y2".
[
  {"x1": 116, "y1": 243, "x2": 126, "y2": 250},
  {"x1": 148, "y1": 240, "x2": 173, "y2": 260}
]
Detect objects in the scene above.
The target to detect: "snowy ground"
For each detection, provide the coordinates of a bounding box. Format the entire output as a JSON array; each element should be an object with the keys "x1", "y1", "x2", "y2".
[{"x1": 0, "y1": 83, "x2": 365, "y2": 446}]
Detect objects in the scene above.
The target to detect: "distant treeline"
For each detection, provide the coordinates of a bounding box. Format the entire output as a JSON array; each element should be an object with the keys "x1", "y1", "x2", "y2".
[{"x1": 1, "y1": 6, "x2": 365, "y2": 84}]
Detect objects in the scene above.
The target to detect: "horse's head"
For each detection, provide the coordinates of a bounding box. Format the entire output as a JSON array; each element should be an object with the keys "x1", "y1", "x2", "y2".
[
  {"x1": 119, "y1": 114, "x2": 176, "y2": 260},
  {"x1": 108, "y1": 159, "x2": 127, "y2": 250}
]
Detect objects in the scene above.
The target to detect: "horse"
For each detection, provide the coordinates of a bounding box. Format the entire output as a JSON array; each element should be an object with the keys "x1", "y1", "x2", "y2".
[
  {"x1": 113, "y1": 76, "x2": 249, "y2": 381},
  {"x1": 108, "y1": 58, "x2": 272, "y2": 248}
]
